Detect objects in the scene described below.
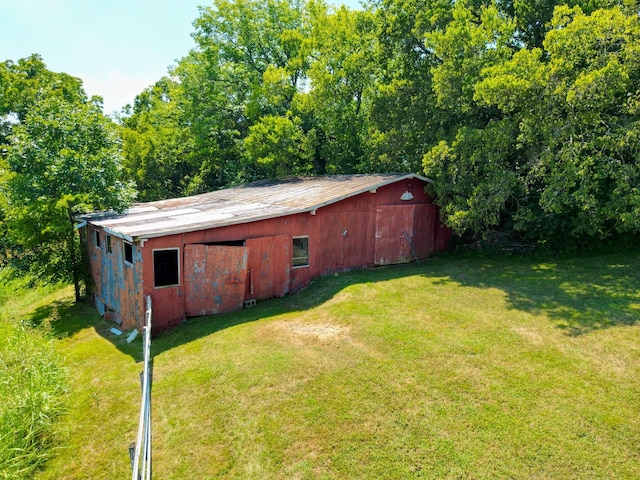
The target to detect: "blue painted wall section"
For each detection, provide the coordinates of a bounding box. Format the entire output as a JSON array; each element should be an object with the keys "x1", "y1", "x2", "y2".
[{"x1": 87, "y1": 226, "x2": 143, "y2": 331}]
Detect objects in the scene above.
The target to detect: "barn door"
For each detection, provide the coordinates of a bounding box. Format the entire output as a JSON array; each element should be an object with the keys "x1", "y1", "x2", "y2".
[
  {"x1": 374, "y1": 205, "x2": 415, "y2": 265},
  {"x1": 412, "y1": 204, "x2": 438, "y2": 259},
  {"x1": 184, "y1": 244, "x2": 248, "y2": 317},
  {"x1": 245, "y1": 236, "x2": 290, "y2": 300}
]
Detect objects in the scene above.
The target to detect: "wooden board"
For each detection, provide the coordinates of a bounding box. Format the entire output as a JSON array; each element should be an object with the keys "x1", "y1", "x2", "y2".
[
  {"x1": 184, "y1": 244, "x2": 248, "y2": 317},
  {"x1": 245, "y1": 236, "x2": 290, "y2": 300},
  {"x1": 374, "y1": 205, "x2": 415, "y2": 265}
]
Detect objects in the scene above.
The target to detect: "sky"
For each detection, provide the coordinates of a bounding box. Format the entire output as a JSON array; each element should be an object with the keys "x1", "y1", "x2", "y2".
[{"x1": 1, "y1": 0, "x2": 361, "y2": 115}]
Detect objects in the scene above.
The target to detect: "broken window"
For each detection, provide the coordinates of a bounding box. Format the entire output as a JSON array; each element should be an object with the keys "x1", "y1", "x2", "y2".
[
  {"x1": 124, "y1": 242, "x2": 134, "y2": 265},
  {"x1": 292, "y1": 236, "x2": 309, "y2": 267},
  {"x1": 95, "y1": 230, "x2": 101, "y2": 249},
  {"x1": 154, "y1": 249, "x2": 179, "y2": 287},
  {"x1": 106, "y1": 235, "x2": 113, "y2": 254}
]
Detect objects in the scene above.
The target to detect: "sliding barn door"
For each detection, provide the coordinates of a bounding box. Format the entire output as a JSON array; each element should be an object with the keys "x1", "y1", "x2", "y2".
[
  {"x1": 374, "y1": 205, "x2": 415, "y2": 265},
  {"x1": 245, "y1": 235, "x2": 290, "y2": 300},
  {"x1": 184, "y1": 244, "x2": 248, "y2": 317},
  {"x1": 374, "y1": 204, "x2": 439, "y2": 265}
]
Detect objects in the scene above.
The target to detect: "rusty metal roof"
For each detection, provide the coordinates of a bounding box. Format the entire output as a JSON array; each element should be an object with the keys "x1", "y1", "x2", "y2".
[{"x1": 86, "y1": 173, "x2": 431, "y2": 241}]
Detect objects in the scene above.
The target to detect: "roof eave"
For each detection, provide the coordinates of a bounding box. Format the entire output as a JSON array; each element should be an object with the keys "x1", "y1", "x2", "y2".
[{"x1": 99, "y1": 173, "x2": 433, "y2": 241}]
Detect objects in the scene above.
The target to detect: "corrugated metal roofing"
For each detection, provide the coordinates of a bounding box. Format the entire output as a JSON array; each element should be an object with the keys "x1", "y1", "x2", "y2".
[{"x1": 86, "y1": 173, "x2": 431, "y2": 241}]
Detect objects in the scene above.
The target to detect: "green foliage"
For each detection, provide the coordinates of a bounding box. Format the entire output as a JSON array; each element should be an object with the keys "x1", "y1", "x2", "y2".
[
  {"x1": 426, "y1": 1, "x2": 516, "y2": 116},
  {"x1": 180, "y1": 0, "x2": 311, "y2": 188},
  {"x1": 3, "y1": 88, "x2": 135, "y2": 286},
  {"x1": 6, "y1": 97, "x2": 134, "y2": 219},
  {"x1": 120, "y1": 77, "x2": 196, "y2": 201},
  {"x1": 0, "y1": 54, "x2": 86, "y2": 128},
  {"x1": 423, "y1": 120, "x2": 519, "y2": 236},
  {"x1": 366, "y1": 0, "x2": 452, "y2": 172},
  {"x1": 296, "y1": 5, "x2": 376, "y2": 173},
  {"x1": 123, "y1": 0, "x2": 384, "y2": 190},
  {"x1": 243, "y1": 115, "x2": 313, "y2": 177},
  {"x1": 425, "y1": 5, "x2": 640, "y2": 246},
  {"x1": 0, "y1": 275, "x2": 68, "y2": 480}
]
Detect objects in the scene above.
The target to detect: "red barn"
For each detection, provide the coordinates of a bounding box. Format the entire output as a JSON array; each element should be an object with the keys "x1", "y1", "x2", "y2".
[{"x1": 84, "y1": 174, "x2": 450, "y2": 332}]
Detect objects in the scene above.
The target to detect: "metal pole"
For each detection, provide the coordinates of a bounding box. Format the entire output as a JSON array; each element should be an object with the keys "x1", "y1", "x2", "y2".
[
  {"x1": 132, "y1": 295, "x2": 153, "y2": 480},
  {"x1": 131, "y1": 325, "x2": 149, "y2": 479}
]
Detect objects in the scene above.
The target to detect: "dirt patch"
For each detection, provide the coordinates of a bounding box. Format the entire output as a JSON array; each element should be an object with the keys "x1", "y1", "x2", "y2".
[
  {"x1": 511, "y1": 326, "x2": 544, "y2": 345},
  {"x1": 265, "y1": 319, "x2": 386, "y2": 360},
  {"x1": 285, "y1": 322, "x2": 344, "y2": 338}
]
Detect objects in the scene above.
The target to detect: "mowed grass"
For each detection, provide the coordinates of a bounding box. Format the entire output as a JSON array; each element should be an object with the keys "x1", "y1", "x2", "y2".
[{"x1": 35, "y1": 252, "x2": 640, "y2": 479}]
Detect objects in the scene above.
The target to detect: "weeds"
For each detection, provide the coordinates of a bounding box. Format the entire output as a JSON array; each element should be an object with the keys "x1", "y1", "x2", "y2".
[{"x1": 0, "y1": 277, "x2": 68, "y2": 480}]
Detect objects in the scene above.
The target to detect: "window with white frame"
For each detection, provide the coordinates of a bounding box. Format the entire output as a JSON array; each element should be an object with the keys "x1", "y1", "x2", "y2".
[
  {"x1": 124, "y1": 242, "x2": 134, "y2": 265},
  {"x1": 292, "y1": 236, "x2": 309, "y2": 268},
  {"x1": 153, "y1": 248, "x2": 180, "y2": 287}
]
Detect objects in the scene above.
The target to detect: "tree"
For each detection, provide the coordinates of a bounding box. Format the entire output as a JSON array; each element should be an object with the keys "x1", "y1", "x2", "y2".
[
  {"x1": 425, "y1": 6, "x2": 640, "y2": 246},
  {"x1": 0, "y1": 55, "x2": 91, "y2": 275},
  {"x1": 242, "y1": 114, "x2": 313, "y2": 177},
  {"x1": 171, "y1": 0, "x2": 310, "y2": 189},
  {"x1": 4, "y1": 96, "x2": 136, "y2": 299},
  {"x1": 423, "y1": 120, "x2": 519, "y2": 236},
  {"x1": 367, "y1": 0, "x2": 455, "y2": 172},
  {"x1": 120, "y1": 77, "x2": 195, "y2": 201},
  {"x1": 295, "y1": 4, "x2": 377, "y2": 174},
  {"x1": 0, "y1": 54, "x2": 86, "y2": 149}
]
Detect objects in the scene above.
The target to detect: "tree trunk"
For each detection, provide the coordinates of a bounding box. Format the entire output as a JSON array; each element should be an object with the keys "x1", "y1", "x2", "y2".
[{"x1": 67, "y1": 208, "x2": 81, "y2": 302}]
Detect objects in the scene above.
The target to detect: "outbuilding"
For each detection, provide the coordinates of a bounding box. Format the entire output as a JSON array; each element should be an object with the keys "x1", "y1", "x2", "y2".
[{"x1": 83, "y1": 173, "x2": 450, "y2": 332}]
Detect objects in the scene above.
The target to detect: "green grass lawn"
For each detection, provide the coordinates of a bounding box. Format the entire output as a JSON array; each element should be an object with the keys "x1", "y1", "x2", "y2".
[{"x1": 33, "y1": 252, "x2": 640, "y2": 479}]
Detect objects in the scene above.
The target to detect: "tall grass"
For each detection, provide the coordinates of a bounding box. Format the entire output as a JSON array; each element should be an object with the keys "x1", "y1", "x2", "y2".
[{"x1": 0, "y1": 271, "x2": 68, "y2": 480}]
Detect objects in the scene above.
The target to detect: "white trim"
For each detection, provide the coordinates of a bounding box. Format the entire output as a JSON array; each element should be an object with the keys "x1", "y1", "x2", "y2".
[
  {"x1": 123, "y1": 241, "x2": 134, "y2": 267},
  {"x1": 292, "y1": 236, "x2": 309, "y2": 268},
  {"x1": 152, "y1": 247, "x2": 181, "y2": 288}
]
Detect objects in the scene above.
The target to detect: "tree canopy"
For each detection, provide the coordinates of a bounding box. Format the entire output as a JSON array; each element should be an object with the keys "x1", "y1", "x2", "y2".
[
  {"x1": 0, "y1": 55, "x2": 135, "y2": 293},
  {"x1": 423, "y1": 3, "x2": 640, "y2": 247},
  {"x1": 2, "y1": 0, "x2": 639, "y2": 263}
]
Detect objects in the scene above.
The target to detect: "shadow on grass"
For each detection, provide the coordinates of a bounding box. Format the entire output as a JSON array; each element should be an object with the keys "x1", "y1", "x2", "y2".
[
  {"x1": 25, "y1": 297, "x2": 97, "y2": 337},
  {"x1": 20, "y1": 263, "x2": 426, "y2": 361},
  {"x1": 429, "y1": 251, "x2": 640, "y2": 336},
  {"x1": 25, "y1": 296, "x2": 143, "y2": 359},
  {"x1": 29, "y1": 250, "x2": 640, "y2": 361},
  {"x1": 150, "y1": 263, "x2": 424, "y2": 358},
  {"x1": 148, "y1": 250, "x2": 640, "y2": 357}
]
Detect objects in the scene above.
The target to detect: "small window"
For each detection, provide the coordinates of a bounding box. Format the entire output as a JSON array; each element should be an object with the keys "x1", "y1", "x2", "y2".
[
  {"x1": 95, "y1": 231, "x2": 101, "y2": 249},
  {"x1": 154, "y1": 249, "x2": 180, "y2": 287},
  {"x1": 106, "y1": 235, "x2": 113, "y2": 254},
  {"x1": 124, "y1": 242, "x2": 134, "y2": 265},
  {"x1": 292, "y1": 236, "x2": 309, "y2": 268}
]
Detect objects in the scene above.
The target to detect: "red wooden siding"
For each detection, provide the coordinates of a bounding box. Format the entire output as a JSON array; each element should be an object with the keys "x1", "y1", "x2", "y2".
[
  {"x1": 312, "y1": 206, "x2": 374, "y2": 274},
  {"x1": 89, "y1": 177, "x2": 451, "y2": 332},
  {"x1": 412, "y1": 204, "x2": 438, "y2": 259}
]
